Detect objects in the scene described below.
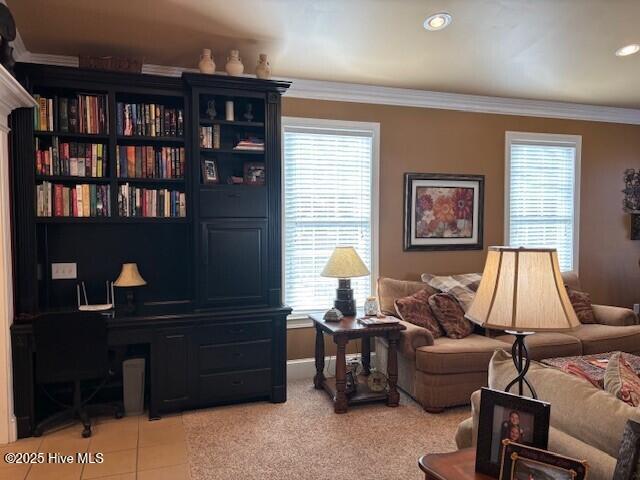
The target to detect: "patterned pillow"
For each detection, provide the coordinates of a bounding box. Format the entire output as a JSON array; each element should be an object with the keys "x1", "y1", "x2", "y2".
[
  {"x1": 394, "y1": 289, "x2": 444, "y2": 338},
  {"x1": 604, "y1": 352, "x2": 640, "y2": 407},
  {"x1": 427, "y1": 293, "x2": 474, "y2": 339},
  {"x1": 420, "y1": 273, "x2": 482, "y2": 312},
  {"x1": 565, "y1": 285, "x2": 596, "y2": 324}
]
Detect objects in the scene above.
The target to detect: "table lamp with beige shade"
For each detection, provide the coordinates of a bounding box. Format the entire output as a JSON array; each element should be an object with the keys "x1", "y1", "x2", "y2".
[
  {"x1": 321, "y1": 246, "x2": 370, "y2": 319},
  {"x1": 114, "y1": 263, "x2": 147, "y2": 314},
  {"x1": 466, "y1": 247, "x2": 579, "y2": 398}
]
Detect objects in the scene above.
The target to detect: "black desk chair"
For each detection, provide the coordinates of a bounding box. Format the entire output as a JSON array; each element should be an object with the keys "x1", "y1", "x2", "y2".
[{"x1": 33, "y1": 312, "x2": 123, "y2": 438}]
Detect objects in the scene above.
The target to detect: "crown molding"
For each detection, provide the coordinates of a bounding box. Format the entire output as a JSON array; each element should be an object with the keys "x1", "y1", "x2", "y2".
[{"x1": 11, "y1": 44, "x2": 640, "y2": 126}]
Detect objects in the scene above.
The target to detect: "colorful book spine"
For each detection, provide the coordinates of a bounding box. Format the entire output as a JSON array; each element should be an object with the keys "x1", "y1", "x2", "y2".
[
  {"x1": 36, "y1": 182, "x2": 110, "y2": 217},
  {"x1": 117, "y1": 183, "x2": 186, "y2": 218},
  {"x1": 116, "y1": 145, "x2": 185, "y2": 179},
  {"x1": 33, "y1": 93, "x2": 108, "y2": 134},
  {"x1": 116, "y1": 102, "x2": 184, "y2": 137},
  {"x1": 35, "y1": 142, "x2": 107, "y2": 177}
]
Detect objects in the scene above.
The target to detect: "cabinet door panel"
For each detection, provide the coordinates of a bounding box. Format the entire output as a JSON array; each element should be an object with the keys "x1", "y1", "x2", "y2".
[
  {"x1": 200, "y1": 220, "x2": 268, "y2": 307},
  {"x1": 154, "y1": 328, "x2": 193, "y2": 412}
]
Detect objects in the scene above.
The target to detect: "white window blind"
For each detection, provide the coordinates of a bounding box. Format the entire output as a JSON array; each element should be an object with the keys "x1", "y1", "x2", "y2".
[
  {"x1": 283, "y1": 121, "x2": 375, "y2": 313},
  {"x1": 506, "y1": 133, "x2": 581, "y2": 272}
]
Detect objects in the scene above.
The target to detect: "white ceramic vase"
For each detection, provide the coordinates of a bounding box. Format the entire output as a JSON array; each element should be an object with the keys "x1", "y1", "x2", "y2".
[
  {"x1": 255, "y1": 53, "x2": 271, "y2": 79},
  {"x1": 198, "y1": 49, "x2": 216, "y2": 74},
  {"x1": 225, "y1": 50, "x2": 244, "y2": 76}
]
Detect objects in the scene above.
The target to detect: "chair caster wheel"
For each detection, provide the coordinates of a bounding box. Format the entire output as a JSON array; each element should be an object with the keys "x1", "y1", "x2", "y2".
[{"x1": 82, "y1": 427, "x2": 91, "y2": 438}]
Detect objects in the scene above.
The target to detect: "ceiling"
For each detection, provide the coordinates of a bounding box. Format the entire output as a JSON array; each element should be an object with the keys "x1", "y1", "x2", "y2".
[{"x1": 8, "y1": 0, "x2": 640, "y2": 108}]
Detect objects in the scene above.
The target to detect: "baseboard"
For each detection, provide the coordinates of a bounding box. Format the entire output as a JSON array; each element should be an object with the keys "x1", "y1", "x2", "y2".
[{"x1": 287, "y1": 353, "x2": 377, "y2": 382}]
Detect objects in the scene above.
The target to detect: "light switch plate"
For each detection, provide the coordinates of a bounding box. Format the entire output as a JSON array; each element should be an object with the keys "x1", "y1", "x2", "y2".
[
  {"x1": 51, "y1": 262, "x2": 77, "y2": 280},
  {"x1": 634, "y1": 304, "x2": 640, "y2": 315}
]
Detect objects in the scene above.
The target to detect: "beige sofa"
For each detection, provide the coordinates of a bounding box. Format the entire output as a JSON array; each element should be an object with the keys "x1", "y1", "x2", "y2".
[
  {"x1": 375, "y1": 273, "x2": 640, "y2": 412},
  {"x1": 455, "y1": 350, "x2": 640, "y2": 480}
]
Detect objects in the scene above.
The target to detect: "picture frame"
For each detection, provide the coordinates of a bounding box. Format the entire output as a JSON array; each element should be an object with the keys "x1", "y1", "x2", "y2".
[
  {"x1": 201, "y1": 159, "x2": 219, "y2": 184},
  {"x1": 476, "y1": 388, "x2": 551, "y2": 478},
  {"x1": 499, "y1": 440, "x2": 589, "y2": 480},
  {"x1": 403, "y1": 173, "x2": 484, "y2": 251},
  {"x1": 613, "y1": 420, "x2": 640, "y2": 480},
  {"x1": 243, "y1": 162, "x2": 265, "y2": 186}
]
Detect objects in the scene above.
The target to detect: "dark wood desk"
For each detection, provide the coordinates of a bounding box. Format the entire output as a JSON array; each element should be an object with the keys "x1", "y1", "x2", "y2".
[
  {"x1": 309, "y1": 313, "x2": 405, "y2": 413},
  {"x1": 11, "y1": 305, "x2": 290, "y2": 438},
  {"x1": 418, "y1": 449, "x2": 491, "y2": 480}
]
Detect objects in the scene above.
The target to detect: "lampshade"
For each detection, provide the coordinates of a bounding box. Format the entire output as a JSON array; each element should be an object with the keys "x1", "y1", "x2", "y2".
[
  {"x1": 114, "y1": 263, "x2": 147, "y2": 288},
  {"x1": 466, "y1": 247, "x2": 579, "y2": 332},
  {"x1": 321, "y1": 247, "x2": 370, "y2": 279}
]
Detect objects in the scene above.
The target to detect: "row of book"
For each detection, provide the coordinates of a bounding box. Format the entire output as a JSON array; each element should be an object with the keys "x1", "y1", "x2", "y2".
[
  {"x1": 199, "y1": 125, "x2": 221, "y2": 149},
  {"x1": 35, "y1": 138, "x2": 107, "y2": 177},
  {"x1": 118, "y1": 183, "x2": 186, "y2": 218},
  {"x1": 34, "y1": 94, "x2": 108, "y2": 134},
  {"x1": 36, "y1": 182, "x2": 111, "y2": 217},
  {"x1": 234, "y1": 136, "x2": 264, "y2": 151},
  {"x1": 116, "y1": 103, "x2": 184, "y2": 137},
  {"x1": 116, "y1": 146, "x2": 185, "y2": 179}
]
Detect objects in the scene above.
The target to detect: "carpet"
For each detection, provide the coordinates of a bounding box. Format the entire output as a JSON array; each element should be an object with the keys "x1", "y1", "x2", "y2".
[{"x1": 183, "y1": 380, "x2": 470, "y2": 480}]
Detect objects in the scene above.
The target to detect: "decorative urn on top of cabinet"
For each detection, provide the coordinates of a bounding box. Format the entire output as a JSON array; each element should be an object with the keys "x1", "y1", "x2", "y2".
[
  {"x1": 225, "y1": 49, "x2": 244, "y2": 76},
  {"x1": 255, "y1": 54, "x2": 271, "y2": 79},
  {"x1": 198, "y1": 48, "x2": 216, "y2": 74}
]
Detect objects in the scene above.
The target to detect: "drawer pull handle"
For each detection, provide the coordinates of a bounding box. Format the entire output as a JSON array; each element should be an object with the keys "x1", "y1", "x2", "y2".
[
  {"x1": 232, "y1": 380, "x2": 244, "y2": 386},
  {"x1": 233, "y1": 352, "x2": 244, "y2": 358},
  {"x1": 226, "y1": 193, "x2": 241, "y2": 198},
  {"x1": 229, "y1": 328, "x2": 245, "y2": 334}
]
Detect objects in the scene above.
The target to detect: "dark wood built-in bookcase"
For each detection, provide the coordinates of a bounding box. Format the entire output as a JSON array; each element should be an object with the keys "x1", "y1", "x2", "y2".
[{"x1": 9, "y1": 63, "x2": 291, "y2": 437}]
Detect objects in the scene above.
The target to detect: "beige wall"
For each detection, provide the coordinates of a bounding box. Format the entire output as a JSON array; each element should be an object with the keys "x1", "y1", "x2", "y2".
[{"x1": 283, "y1": 97, "x2": 640, "y2": 360}]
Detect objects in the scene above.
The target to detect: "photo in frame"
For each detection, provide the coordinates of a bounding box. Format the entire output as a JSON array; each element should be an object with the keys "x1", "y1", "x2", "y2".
[
  {"x1": 201, "y1": 159, "x2": 219, "y2": 184},
  {"x1": 403, "y1": 173, "x2": 484, "y2": 251},
  {"x1": 499, "y1": 440, "x2": 589, "y2": 480},
  {"x1": 613, "y1": 420, "x2": 640, "y2": 480},
  {"x1": 476, "y1": 388, "x2": 551, "y2": 477},
  {"x1": 243, "y1": 162, "x2": 265, "y2": 185}
]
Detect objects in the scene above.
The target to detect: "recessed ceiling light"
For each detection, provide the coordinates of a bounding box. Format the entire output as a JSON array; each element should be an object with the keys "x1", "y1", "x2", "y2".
[
  {"x1": 423, "y1": 12, "x2": 452, "y2": 31},
  {"x1": 615, "y1": 44, "x2": 640, "y2": 57}
]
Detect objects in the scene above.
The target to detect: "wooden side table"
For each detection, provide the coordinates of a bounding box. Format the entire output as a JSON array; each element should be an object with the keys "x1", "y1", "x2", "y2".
[
  {"x1": 309, "y1": 312, "x2": 406, "y2": 414},
  {"x1": 418, "y1": 449, "x2": 491, "y2": 480}
]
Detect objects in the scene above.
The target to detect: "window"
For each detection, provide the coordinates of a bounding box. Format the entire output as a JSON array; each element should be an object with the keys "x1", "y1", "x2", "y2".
[
  {"x1": 282, "y1": 118, "x2": 379, "y2": 314},
  {"x1": 505, "y1": 132, "x2": 581, "y2": 272}
]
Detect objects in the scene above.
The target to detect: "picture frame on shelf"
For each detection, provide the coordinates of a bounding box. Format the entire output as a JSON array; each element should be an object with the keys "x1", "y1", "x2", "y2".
[
  {"x1": 613, "y1": 420, "x2": 640, "y2": 480},
  {"x1": 499, "y1": 440, "x2": 589, "y2": 480},
  {"x1": 403, "y1": 173, "x2": 484, "y2": 251},
  {"x1": 476, "y1": 388, "x2": 551, "y2": 478},
  {"x1": 243, "y1": 162, "x2": 265, "y2": 186},
  {"x1": 201, "y1": 159, "x2": 219, "y2": 184}
]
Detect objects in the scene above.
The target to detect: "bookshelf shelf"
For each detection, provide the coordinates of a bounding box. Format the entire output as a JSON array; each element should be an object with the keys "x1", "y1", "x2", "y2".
[
  {"x1": 199, "y1": 118, "x2": 264, "y2": 128},
  {"x1": 116, "y1": 135, "x2": 184, "y2": 144},
  {"x1": 116, "y1": 177, "x2": 185, "y2": 184},
  {"x1": 34, "y1": 131, "x2": 110, "y2": 141},
  {"x1": 35, "y1": 216, "x2": 188, "y2": 224},
  {"x1": 35, "y1": 175, "x2": 110, "y2": 184},
  {"x1": 200, "y1": 148, "x2": 264, "y2": 155}
]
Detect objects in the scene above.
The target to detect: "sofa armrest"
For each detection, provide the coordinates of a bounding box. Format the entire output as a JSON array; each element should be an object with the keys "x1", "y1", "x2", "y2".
[
  {"x1": 395, "y1": 320, "x2": 434, "y2": 360},
  {"x1": 592, "y1": 304, "x2": 639, "y2": 326}
]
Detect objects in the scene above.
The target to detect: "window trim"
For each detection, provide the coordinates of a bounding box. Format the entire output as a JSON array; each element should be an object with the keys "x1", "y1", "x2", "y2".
[
  {"x1": 504, "y1": 131, "x2": 582, "y2": 274},
  {"x1": 281, "y1": 117, "x2": 380, "y2": 319}
]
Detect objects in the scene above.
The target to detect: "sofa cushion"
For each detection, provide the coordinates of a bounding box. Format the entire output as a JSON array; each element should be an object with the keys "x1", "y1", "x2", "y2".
[
  {"x1": 394, "y1": 289, "x2": 444, "y2": 338},
  {"x1": 377, "y1": 277, "x2": 437, "y2": 316},
  {"x1": 566, "y1": 286, "x2": 596, "y2": 324},
  {"x1": 494, "y1": 332, "x2": 582, "y2": 361},
  {"x1": 604, "y1": 352, "x2": 640, "y2": 407},
  {"x1": 564, "y1": 324, "x2": 640, "y2": 355},
  {"x1": 415, "y1": 334, "x2": 509, "y2": 374},
  {"x1": 421, "y1": 273, "x2": 481, "y2": 311},
  {"x1": 428, "y1": 293, "x2": 474, "y2": 338}
]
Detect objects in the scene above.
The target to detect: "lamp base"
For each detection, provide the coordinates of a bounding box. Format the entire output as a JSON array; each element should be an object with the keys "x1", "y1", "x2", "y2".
[
  {"x1": 334, "y1": 278, "x2": 356, "y2": 316},
  {"x1": 504, "y1": 330, "x2": 537, "y2": 399}
]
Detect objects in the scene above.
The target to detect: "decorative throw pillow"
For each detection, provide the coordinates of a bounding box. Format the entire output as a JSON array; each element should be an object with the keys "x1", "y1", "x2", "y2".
[
  {"x1": 394, "y1": 289, "x2": 444, "y2": 338},
  {"x1": 565, "y1": 285, "x2": 596, "y2": 324},
  {"x1": 427, "y1": 293, "x2": 474, "y2": 339},
  {"x1": 420, "y1": 274, "x2": 481, "y2": 312},
  {"x1": 604, "y1": 352, "x2": 640, "y2": 407}
]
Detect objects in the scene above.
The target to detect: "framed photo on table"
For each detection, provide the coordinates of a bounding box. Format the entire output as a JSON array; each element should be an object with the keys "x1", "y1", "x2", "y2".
[
  {"x1": 201, "y1": 159, "x2": 219, "y2": 184},
  {"x1": 403, "y1": 173, "x2": 484, "y2": 251},
  {"x1": 476, "y1": 388, "x2": 551, "y2": 477},
  {"x1": 499, "y1": 440, "x2": 589, "y2": 480}
]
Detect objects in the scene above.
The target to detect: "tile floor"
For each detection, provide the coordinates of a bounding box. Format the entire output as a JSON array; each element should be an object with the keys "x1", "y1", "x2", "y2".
[{"x1": 0, "y1": 413, "x2": 190, "y2": 479}]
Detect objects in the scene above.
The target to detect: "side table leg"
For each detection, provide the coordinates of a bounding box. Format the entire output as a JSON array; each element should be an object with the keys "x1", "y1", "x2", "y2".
[
  {"x1": 334, "y1": 335, "x2": 348, "y2": 414},
  {"x1": 313, "y1": 325, "x2": 325, "y2": 389},
  {"x1": 361, "y1": 336, "x2": 371, "y2": 375},
  {"x1": 387, "y1": 332, "x2": 400, "y2": 407}
]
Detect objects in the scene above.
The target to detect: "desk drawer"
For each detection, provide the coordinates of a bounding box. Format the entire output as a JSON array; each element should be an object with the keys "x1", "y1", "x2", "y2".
[
  {"x1": 197, "y1": 319, "x2": 271, "y2": 344},
  {"x1": 199, "y1": 339, "x2": 271, "y2": 373},
  {"x1": 200, "y1": 187, "x2": 267, "y2": 218},
  {"x1": 199, "y1": 369, "x2": 271, "y2": 402}
]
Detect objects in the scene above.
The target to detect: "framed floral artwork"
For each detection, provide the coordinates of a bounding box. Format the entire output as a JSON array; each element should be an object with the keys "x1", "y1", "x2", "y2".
[{"x1": 404, "y1": 173, "x2": 484, "y2": 251}]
